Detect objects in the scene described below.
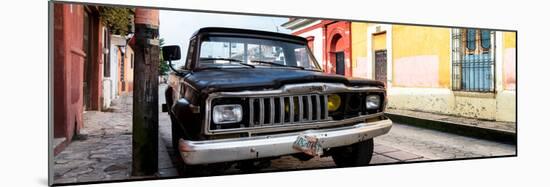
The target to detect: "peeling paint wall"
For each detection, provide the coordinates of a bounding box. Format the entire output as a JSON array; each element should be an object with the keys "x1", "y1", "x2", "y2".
[
  {"x1": 387, "y1": 88, "x2": 453, "y2": 114},
  {"x1": 387, "y1": 88, "x2": 498, "y2": 120},
  {"x1": 388, "y1": 87, "x2": 515, "y2": 122},
  {"x1": 453, "y1": 95, "x2": 496, "y2": 119}
]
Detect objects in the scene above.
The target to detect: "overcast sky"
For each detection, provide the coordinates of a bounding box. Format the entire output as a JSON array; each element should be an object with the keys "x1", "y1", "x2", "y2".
[{"x1": 159, "y1": 10, "x2": 291, "y2": 67}]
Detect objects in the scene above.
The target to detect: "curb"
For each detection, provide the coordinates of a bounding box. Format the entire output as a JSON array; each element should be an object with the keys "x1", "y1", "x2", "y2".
[{"x1": 384, "y1": 112, "x2": 516, "y2": 145}]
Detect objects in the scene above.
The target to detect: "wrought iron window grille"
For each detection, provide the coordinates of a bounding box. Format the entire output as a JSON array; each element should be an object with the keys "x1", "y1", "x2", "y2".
[{"x1": 451, "y1": 28, "x2": 496, "y2": 92}]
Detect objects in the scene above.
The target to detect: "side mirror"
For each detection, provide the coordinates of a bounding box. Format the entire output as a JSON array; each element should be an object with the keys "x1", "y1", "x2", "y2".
[{"x1": 162, "y1": 45, "x2": 181, "y2": 61}]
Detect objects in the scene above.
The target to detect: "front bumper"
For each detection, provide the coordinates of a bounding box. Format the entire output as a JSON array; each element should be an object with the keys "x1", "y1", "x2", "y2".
[{"x1": 178, "y1": 118, "x2": 392, "y2": 165}]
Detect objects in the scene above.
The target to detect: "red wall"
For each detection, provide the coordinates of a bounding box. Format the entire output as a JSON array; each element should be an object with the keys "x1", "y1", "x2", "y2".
[
  {"x1": 53, "y1": 4, "x2": 103, "y2": 155},
  {"x1": 325, "y1": 21, "x2": 352, "y2": 76},
  {"x1": 291, "y1": 20, "x2": 352, "y2": 76}
]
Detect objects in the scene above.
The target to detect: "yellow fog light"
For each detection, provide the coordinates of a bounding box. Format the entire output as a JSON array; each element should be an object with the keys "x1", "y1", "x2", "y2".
[{"x1": 327, "y1": 94, "x2": 341, "y2": 112}]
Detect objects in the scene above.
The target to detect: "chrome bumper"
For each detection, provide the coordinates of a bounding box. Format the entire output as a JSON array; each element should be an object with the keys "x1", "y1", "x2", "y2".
[{"x1": 178, "y1": 118, "x2": 392, "y2": 165}]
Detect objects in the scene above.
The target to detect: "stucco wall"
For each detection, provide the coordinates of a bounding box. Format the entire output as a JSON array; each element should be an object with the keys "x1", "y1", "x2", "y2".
[
  {"x1": 373, "y1": 33, "x2": 386, "y2": 51},
  {"x1": 503, "y1": 32, "x2": 516, "y2": 91},
  {"x1": 393, "y1": 55, "x2": 439, "y2": 87},
  {"x1": 337, "y1": 23, "x2": 515, "y2": 122},
  {"x1": 124, "y1": 47, "x2": 135, "y2": 92},
  {"x1": 496, "y1": 31, "x2": 516, "y2": 121},
  {"x1": 388, "y1": 87, "x2": 515, "y2": 122},
  {"x1": 386, "y1": 27, "x2": 515, "y2": 122},
  {"x1": 54, "y1": 4, "x2": 85, "y2": 140},
  {"x1": 326, "y1": 21, "x2": 352, "y2": 76},
  {"x1": 392, "y1": 25, "x2": 450, "y2": 88},
  {"x1": 351, "y1": 22, "x2": 368, "y2": 78}
]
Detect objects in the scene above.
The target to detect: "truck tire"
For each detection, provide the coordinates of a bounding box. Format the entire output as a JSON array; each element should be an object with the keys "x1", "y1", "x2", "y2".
[
  {"x1": 165, "y1": 87, "x2": 181, "y2": 150},
  {"x1": 331, "y1": 139, "x2": 374, "y2": 167},
  {"x1": 170, "y1": 114, "x2": 182, "y2": 150}
]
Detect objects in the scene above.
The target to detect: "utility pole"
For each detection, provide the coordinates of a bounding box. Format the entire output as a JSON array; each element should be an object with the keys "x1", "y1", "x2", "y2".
[{"x1": 130, "y1": 8, "x2": 160, "y2": 176}]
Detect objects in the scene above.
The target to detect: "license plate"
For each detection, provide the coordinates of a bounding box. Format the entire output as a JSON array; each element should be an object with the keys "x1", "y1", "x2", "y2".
[{"x1": 292, "y1": 135, "x2": 323, "y2": 156}]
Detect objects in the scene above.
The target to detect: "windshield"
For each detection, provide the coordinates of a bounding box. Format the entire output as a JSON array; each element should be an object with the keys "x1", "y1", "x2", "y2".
[{"x1": 197, "y1": 36, "x2": 321, "y2": 70}]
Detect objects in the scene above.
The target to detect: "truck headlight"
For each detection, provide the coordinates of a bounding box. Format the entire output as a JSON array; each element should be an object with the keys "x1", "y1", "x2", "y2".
[
  {"x1": 366, "y1": 95, "x2": 381, "y2": 109},
  {"x1": 212, "y1": 104, "x2": 243, "y2": 124},
  {"x1": 327, "y1": 94, "x2": 342, "y2": 112}
]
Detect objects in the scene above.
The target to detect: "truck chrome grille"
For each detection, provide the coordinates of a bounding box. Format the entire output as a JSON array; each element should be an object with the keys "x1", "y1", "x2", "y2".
[
  {"x1": 248, "y1": 94, "x2": 329, "y2": 127},
  {"x1": 204, "y1": 83, "x2": 386, "y2": 135}
]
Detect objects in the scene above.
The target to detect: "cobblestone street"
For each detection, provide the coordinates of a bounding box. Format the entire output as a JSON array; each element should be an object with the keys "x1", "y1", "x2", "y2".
[
  {"x1": 160, "y1": 120, "x2": 515, "y2": 176},
  {"x1": 53, "y1": 94, "x2": 177, "y2": 185},
  {"x1": 53, "y1": 95, "x2": 134, "y2": 184}
]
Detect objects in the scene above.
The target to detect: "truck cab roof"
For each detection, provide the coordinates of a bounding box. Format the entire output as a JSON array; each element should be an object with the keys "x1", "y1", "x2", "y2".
[{"x1": 191, "y1": 27, "x2": 307, "y2": 44}]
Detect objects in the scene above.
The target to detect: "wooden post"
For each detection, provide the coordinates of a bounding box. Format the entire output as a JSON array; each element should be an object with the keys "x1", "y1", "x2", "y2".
[{"x1": 131, "y1": 8, "x2": 160, "y2": 176}]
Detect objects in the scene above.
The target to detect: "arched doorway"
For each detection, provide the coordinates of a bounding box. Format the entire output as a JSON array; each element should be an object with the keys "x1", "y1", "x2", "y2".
[
  {"x1": 325, "y1": 21, "x2": 351, "y2": 76},
  {"x1": 329, "y1": 33, "x2": 346, "y2": 75}
]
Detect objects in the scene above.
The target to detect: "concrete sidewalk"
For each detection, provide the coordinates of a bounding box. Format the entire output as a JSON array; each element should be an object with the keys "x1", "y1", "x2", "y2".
[
  {"x1": 385, "y1": 109, "x2": 516, "y2": 144},
  {"x1": 53, "y1": 94, "x2": 178, "y2": 185}
]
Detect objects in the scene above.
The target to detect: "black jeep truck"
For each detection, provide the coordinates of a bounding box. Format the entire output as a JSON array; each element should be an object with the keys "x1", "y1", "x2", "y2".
[{"x1": 162, "y1": 27, "x2": 392, "y2": 173}]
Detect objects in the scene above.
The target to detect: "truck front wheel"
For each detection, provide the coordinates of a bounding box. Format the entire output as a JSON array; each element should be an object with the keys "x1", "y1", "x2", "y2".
[
  {"x1": 170, "y1": 114, "x2": 183, "y2": 150},
  {"x1": 331, "y1": 139, "x2": 374, "y2": 167}
]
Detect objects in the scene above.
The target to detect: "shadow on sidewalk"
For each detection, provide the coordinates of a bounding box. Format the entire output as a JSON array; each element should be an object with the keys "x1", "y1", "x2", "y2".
[{"x1": 53, "y1": 94, "x2": 178, "y2": 185}]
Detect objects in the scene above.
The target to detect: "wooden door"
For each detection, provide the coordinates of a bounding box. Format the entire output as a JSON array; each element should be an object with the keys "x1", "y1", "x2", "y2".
[
  {"x1": 335, "y1": 51, "x2": 345, "y2": 75},
  {"x1": 374, "y1": 50, "x2": 387, "y2": 83},
  {"x1": 82, "y1": 10, "x2": 92, "y2": 110}
]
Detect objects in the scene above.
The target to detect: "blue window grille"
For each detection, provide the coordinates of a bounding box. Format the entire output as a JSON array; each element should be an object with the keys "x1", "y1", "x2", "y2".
[
  {"x1": 452, "y1": 29, "x2": 495, "y2": 92},
  {"x1": 481, "y1": 30, "x2": 491, "y2": 49},
  {"x1": 466, "y1": 29, "x2": 476, "y2": 50}
]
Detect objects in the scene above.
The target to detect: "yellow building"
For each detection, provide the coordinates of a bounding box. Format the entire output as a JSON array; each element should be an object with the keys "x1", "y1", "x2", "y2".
[{"x1": 350, "y1": 23, "x2": 516, "y2": 122}]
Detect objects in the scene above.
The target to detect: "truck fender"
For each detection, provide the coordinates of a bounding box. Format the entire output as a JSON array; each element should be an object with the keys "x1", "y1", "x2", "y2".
[{"x1": 172, "y1": 98, "x2": 193, "y2": 122}]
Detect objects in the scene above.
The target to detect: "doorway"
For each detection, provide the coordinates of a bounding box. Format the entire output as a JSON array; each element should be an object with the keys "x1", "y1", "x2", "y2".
[
  {"x1": 335, "y1": 51, "x2": 345, "y2": 75},
  {"x1": 374, "y1": 50, "x2": 387, "y2": 83},
  {"x1": 82, "y1": 10, "x2": 93, "y2": 110}
]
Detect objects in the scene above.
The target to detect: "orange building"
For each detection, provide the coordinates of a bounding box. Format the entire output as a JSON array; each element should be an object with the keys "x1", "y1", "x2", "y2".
[{"x1": 117, "y1": 45, "x2": 134, "y2": 94}]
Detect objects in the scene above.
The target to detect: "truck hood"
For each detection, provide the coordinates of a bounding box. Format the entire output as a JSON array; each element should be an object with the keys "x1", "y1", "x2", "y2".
[{"x1": 184, "y1": 68, "x2": 385, "y2": 94}]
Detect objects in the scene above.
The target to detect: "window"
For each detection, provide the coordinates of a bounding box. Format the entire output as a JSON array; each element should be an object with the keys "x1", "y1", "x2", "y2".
[
  {"x1": 185, "y1": 38, "x2": 197, "y2": 69},
  {"x1": 451, "y1": 29, "x2": 495, "y2": 92},
  {"x1": 466, "y1": 29, "x2": 476, "y2": 50},
  {"x1": 481, "y1": 30, "x2": 491, "y2": 49},
  {"x1": 294, "y1": 48, "x2": 312, "y2": 67},
  {"x1": 199, "y1": 40, "x2": 287, "y2": 65},
  {"x1": 196, "y1": 36, "x2": 320, "y2": 70}
]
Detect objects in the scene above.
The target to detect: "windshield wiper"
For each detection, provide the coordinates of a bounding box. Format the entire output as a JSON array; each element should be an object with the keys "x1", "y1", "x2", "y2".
[
  {"x1": 250, "y1": 60, "x2": 305, "y2": 70},
  {"x1": 200, "y1": 58, "x2": 255, "y2": 68}
]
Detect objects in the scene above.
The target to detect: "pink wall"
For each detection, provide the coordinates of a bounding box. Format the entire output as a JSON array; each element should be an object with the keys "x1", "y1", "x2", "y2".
[
  {"x1": 503, "y1": 48, "x2": 516, "y2": 90},
  {"x1": 394, "y1": 55, "x2": 439, "y2": 87}
]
